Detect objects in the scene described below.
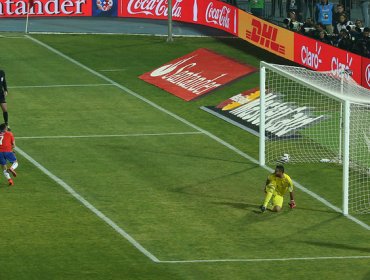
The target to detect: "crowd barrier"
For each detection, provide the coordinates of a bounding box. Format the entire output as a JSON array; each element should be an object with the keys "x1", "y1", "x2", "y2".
[{"x1": 1, "y1": 0, "x2": 369, "y2": 89}]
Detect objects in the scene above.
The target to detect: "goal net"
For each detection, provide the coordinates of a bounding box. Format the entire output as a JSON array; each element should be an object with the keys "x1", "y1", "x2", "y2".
[{"x1": 259, "y1": 62, "x2": 370, "y2": 214}]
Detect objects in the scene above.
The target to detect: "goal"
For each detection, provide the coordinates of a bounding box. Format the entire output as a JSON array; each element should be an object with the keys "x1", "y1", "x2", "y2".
[{"x1": 259, "y1": 62, "x2": 370, "y2": 215}]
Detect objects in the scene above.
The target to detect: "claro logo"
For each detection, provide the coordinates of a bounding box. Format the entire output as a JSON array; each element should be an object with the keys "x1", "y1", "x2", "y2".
[
  {"x1": 331, "y1": 53, "x2": 353, "y2": 78},
  {"x1": 245, "y1": 18, "x2": 285, "y2": 54},
  {"x1": 301, "y1": 43, "x2": 322, "y2": 69},
  {"x1": 366, "y1": 64, "x2": 370, "y2": 87}
]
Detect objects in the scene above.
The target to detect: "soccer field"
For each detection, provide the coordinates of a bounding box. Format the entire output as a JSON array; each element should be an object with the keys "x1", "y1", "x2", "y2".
[{"x1": 0, "y1": 33, "x2": 369, "y2": 279}]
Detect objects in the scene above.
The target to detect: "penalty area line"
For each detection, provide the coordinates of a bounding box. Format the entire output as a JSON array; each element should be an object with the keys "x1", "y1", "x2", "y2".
[
  {"x1": 14, "y1": 146, "x2": 161, "y2": 263},
  {"x1": 159, "y1": 255, "x2": 370, "y2": 263},
  {"x1": 9, "y1": 83, "x2": 113, "y2": 89},
  {"x1": 16, "y1": 131, "x2": 204, "y2": 139}
]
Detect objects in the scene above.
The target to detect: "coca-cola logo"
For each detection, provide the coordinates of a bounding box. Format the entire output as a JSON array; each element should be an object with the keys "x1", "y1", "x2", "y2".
[
  {"x1": 205, "y1": 2, "x2": 230, "y2": 28},
  {"x1": 0, "y1": 0, "x2": 88, "y2": 16},
  {"x1": 127, "y1": 0, "x2": 182, "y2": 17}
]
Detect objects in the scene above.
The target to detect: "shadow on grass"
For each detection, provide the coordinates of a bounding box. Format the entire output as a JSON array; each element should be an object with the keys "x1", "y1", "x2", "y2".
[
  {"x1": 300, "y1": 240, "x2": 370, "y2": 254},
  {"x1": 135, "y1": 146, "x2": 252, "y2": 165},
  {"x1": 170, "y1": 165, "x2": 260, "y2": 197}
]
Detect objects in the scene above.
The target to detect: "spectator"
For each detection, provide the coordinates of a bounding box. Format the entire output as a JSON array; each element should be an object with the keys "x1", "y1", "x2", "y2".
[
  {"x1": 334, "y1": 29, "x2": 353, "y2": 51},
  {"x1": 317, "y1": 30, "x2": 333, "y2": 44},
  {"x1": 315, "y1": 0, "x2": 335, "y2": 35},
  {"x1": 283, "y1": 11, "x2": 303, "y2": 31},
  {"x1": 350, "y1": 19, "x2": 364, "y2": 40},
  {"x1": 301, "y1": 17, "x2": 315, "y2": 35},
  {"x1": 286, "y1": 0, "x2": 304, "y2": 21},
  {"x1": 334, "y1": 13, "x2": 353, "y2": 34},
  {"x1": 333, "y1": 4, "x2": 350, "y2": 26},
  {"x1": 250, "y1": 0, "x2": 265, "y2": 17},
  {"x1": 353, "y1": 27, "x2": 370, "y2": 57}
]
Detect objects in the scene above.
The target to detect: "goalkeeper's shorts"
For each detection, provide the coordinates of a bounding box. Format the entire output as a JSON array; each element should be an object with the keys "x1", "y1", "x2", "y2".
[{"x1": 271, "y1": 193, "x2": 284, "y2": 208}]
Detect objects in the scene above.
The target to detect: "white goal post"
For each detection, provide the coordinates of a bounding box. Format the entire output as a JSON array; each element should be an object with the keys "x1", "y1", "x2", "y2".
[{"x1": 259, "y1": 62, "x2": 370, "y2": 215}]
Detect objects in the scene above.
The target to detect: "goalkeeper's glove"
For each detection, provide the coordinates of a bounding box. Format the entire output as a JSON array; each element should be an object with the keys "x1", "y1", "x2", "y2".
[{"x1": 288, "y1": 200, "x2": 296, "y2": 209}]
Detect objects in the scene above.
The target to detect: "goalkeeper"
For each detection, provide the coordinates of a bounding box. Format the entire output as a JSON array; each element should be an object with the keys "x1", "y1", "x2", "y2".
[{"x1": 260, "y1": 165, "x2": 295, "y2": 212}]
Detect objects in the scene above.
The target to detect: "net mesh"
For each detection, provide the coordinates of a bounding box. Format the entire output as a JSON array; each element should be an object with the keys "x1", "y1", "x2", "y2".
[{"x1": 263, "y1": 64, "x2": 370, "y2": 214}]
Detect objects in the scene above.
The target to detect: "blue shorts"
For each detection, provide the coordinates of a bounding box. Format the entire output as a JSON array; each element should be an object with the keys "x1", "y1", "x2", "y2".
[{"x1": 0, "y1": 152, "x2": 17, "y2": 165}]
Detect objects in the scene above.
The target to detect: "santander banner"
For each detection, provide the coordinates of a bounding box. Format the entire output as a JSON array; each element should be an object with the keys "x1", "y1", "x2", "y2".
[
  {"x1": 294, "y1": 33, "x2": 362, "y2": 84},
  {"x1": 139, "y1": 48, "x2": 257, "y2": 101},
  {"x1": 119, "y1": 0, "x2": 238, "y2": 35},
  {"x1": 0, "y1": 0, "x2": 92, "y2": 17}
]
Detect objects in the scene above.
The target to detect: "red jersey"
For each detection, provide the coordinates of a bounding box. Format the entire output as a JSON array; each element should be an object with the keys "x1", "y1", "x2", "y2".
[{"x1": 0, "y1": 131, "x2": 15, "y2": 152}]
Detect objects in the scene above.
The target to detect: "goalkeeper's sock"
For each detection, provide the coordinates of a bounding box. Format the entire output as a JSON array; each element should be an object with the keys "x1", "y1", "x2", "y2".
[
  {"x1": 3, "y1": 169, "x2": 11, "y2": 180},
  {"x1": 262, "y1": 191, "x2": 273, "y2": 208}
]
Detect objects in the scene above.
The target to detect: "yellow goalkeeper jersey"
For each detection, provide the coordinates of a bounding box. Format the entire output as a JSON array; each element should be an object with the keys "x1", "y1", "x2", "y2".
[{"x1": 267, "y1": 173, "x2": 294, "y2": 196}]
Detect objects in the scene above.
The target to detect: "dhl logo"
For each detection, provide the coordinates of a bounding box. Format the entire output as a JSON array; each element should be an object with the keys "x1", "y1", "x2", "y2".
[{"x1": 245, "y1": 19, "x2": 285, "y2": 55}]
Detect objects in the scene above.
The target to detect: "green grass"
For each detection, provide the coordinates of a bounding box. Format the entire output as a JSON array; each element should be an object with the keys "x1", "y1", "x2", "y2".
[{"x1": 0, "y1": 33, "x2": 368, "y2": 279}]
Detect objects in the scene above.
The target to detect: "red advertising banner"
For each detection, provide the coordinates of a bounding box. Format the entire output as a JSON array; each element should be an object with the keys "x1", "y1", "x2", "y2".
[
  {"x1": 361, "y1": 57, "x2": 370, "y2": 89},
  {"x1": 0, "y1": 0, "x2": 92, "y2": 17},
  {"x1": 118, "y1": 0, "x2": 238, "y2": 35},
  {"x1": 294, "y1": 33, "x2": 362, "y2": 84},
  {"x1": 139, "y1": 48, "x2": 257, "y2": 101}
]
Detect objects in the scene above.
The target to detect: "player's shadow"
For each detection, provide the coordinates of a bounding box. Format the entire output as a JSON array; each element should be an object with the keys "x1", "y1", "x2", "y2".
[
  {"x1": 170, "y1": 165, "x2": 259, "y2": 199},
  {"x1": 301, "y1": 240, "x2": 370, "y2": 254},
  {"x1": 287, "y1": 205, "x2": 335, "y2": 214},
  {"x1": 212, "y1": 201, "x2": 260, "y2": 211},
  {"x1": 134, "y1": 147, "x2": 251, "y2": 165}
]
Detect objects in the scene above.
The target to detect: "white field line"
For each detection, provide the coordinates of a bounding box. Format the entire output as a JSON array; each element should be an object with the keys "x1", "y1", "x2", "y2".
[
  {"x1": 17, "y1": 132, "x2": 203, "y2": 140},
  {"x1": 22, "y1": 35, "x2": 369, "y2": 263},
  {"x1": 9, "y1": 83, "x2": 113, "y2": 89},
  {"x1": 14, "y1": 145, "x2": 160, "y2": 263},
  {"x1": 160, "y1": 255, "x2": 370, "y2": 263}
]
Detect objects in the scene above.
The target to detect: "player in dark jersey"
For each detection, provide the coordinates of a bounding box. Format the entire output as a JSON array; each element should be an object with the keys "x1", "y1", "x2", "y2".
[
  {"x1": 0, "y1": 123, "x2": 18, "y2": 185},
  {"x1": 0, "y1": 70, "x2": 10, "y2": 129}
]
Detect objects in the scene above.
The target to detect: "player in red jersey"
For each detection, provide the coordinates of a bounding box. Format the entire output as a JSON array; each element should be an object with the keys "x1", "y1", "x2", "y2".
[{"x1": 0, "y1": 123, "x2": 18, "y2": 185}]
